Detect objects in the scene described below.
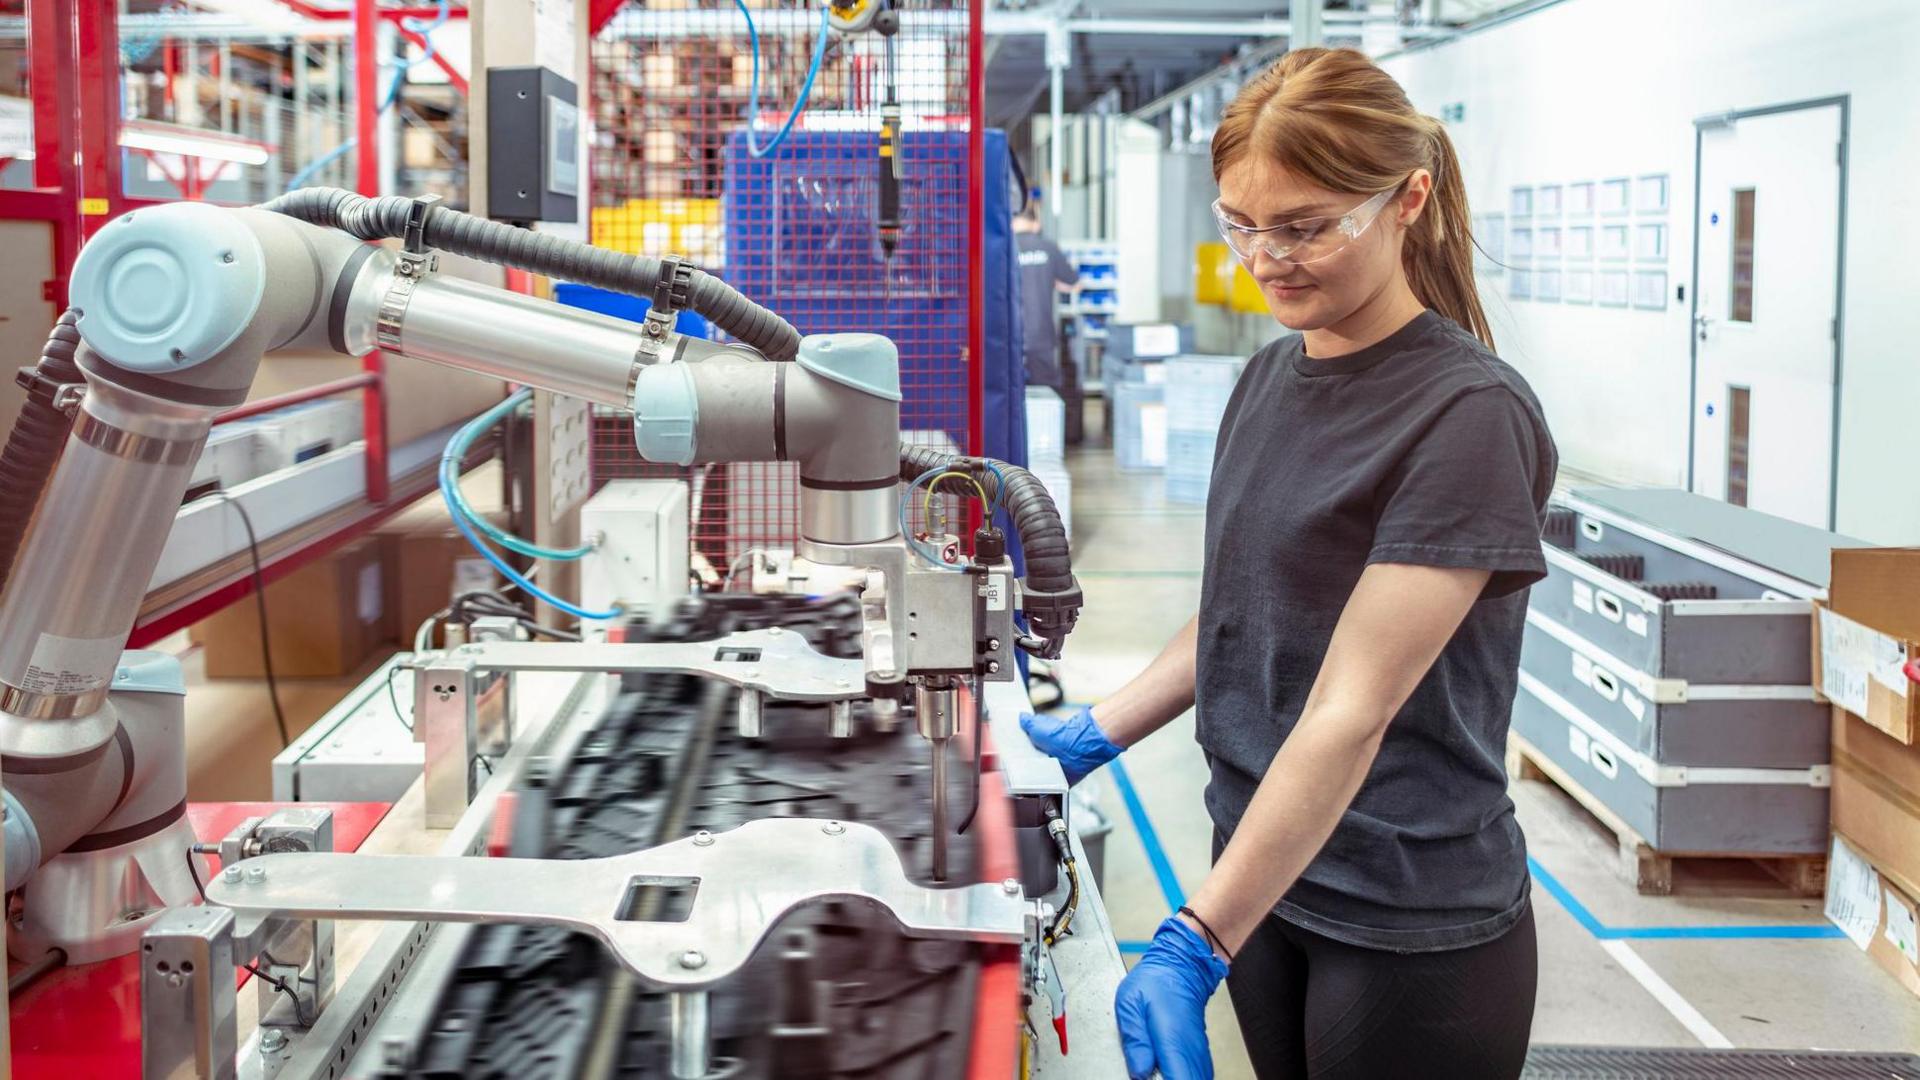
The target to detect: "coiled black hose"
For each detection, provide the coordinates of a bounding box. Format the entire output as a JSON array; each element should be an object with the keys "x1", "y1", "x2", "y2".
[
  {"x1": 258, "y1": 188, "x2": 803, "y2": 362},
  {"x1": 0, "y1": 310, "x2": 85, "y2": 597},
  {"x1": 899, "y1": 443, "x2": 1082, "y2": 656}
]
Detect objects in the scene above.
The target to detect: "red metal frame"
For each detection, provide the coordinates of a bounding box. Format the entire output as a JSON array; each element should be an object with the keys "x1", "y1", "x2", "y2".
[{"x1": 212, "y1": 373, "x2": 384, "y2": 426}]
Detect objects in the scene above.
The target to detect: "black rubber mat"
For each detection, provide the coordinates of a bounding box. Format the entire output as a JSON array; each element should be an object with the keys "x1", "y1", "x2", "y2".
[
  {"x1": 391, "y1": 594, "x2": 984, "y2": 1080},
  {"x1": 1523, "y1": 1046, "x2": 1920, "y2": 1079}
]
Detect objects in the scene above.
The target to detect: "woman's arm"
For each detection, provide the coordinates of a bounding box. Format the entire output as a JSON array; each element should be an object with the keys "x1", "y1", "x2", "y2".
[
  {"x1": 1093, "y1": 613, "x2": 1199, "y2": 748},
  {"x1": 1182, "y1": 562, "x2": 1488, "y2": 955}
]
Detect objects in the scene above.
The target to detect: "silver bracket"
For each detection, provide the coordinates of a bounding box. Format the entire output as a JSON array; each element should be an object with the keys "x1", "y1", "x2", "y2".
[
  {"x1": 205, "y1": 818, "x2": 1024, "y2": 990},
  {"x1": 417, "y1": 653, "x2": 480, "y2": 829},
  {"x1": 445, "y1": 628, "x2": 868, "y2": 703},
  {"x1": 143, "y1": 808, "x2": 337, "y2": 1080}
]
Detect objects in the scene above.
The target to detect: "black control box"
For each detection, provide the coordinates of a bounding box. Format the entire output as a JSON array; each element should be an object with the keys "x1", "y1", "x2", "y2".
[{"x1": 485, "y1": 66, "x2": 580, "y2": 225}]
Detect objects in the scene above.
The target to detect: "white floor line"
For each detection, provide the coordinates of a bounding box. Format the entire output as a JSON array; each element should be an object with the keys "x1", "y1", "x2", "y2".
[{"x1": 1600, "y1": 939, "x2": 1734, "y2": 1049}]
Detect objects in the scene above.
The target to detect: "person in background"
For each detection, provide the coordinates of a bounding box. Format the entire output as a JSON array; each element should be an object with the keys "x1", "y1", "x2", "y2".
[
  {"x1": 1021, "y1": 48, "x2": 1557, "y2": 1080},
  {"x1": 1014, "y1": 193, "x2": 1078, "y2": 391}
]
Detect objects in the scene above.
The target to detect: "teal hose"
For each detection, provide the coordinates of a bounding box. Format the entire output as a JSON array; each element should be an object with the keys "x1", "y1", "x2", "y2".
[{"x1": 440, "y1": 390, "x2": 595, "y2": 562}]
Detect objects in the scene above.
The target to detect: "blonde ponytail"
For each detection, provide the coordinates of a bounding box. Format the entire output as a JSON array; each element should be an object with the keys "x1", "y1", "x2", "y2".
[
  {"x1": 1211, "y1": 48, "x2": 1494, "y2": 350},
  {"x1": 1405, "y1": 123, "x2": 1492, "y2": 348}
]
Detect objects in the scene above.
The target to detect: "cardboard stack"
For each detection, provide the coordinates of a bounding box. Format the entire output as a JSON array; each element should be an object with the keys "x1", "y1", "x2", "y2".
[{"x1": 1814, "y1": 548, "x2": 1920, "y2": 998}]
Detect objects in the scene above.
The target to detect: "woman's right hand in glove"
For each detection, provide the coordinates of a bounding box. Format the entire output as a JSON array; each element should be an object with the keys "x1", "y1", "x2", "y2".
[{"x1": 1019, "y1": 705, "x2": 1124, "y2": 785}]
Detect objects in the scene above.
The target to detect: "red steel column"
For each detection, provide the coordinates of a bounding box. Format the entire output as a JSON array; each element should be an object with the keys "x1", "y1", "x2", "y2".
[
  {"x1": 965, "y1": 0, "x2": 985, "y2": 462},
  {"x1": 75, "y1": 0, "x2": 121, "y2": 238},
  {"x1": 354, "y1": 0, "x2": 390, "y2": 503}
]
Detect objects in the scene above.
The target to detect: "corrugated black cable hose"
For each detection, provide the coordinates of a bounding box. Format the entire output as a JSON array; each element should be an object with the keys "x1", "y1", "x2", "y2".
[
  {"x1": 898, "y1": 443, "x2": 1082, "y2": 658},
  {"x1": 0, "y1": 309, "x2": 85, "y2": 598},
  {"x1": 258, "y1": 187, "x2": 803, "y2": 362}
]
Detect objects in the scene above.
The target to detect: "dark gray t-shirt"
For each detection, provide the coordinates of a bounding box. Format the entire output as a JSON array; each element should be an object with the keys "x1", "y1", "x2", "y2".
[
  {"x1": 1197, "y1": 311, "x2": 1558, "y2": 952},
  {"x1": 1016, "y1": 231, "x2": 1076, "y2": 388}
]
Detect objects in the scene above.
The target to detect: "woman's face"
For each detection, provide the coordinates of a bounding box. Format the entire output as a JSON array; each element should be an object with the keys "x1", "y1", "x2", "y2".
[{"x1": 1215, "y1": 157, "x2": 1428, "y2": 333}]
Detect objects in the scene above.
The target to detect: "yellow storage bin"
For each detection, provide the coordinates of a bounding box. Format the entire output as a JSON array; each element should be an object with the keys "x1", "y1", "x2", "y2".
[
  {"x1": 1194, "y1": 242, "x2": 1230, "y2": 306},
  {"x1": 1229, "y1": 263, "x2": 1268, "y2": 314}
]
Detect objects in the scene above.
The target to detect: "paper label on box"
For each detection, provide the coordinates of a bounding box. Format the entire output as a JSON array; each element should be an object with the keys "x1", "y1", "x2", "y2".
[
  {"x1": 1571, "y1": 653, "x2": 1594, "y2": 686},
  {"x1": 1825, "y1": 835, "x2": 1882, "y2": 951},
  {"x1": 1142, "y1": 364, "x2": 1168, "y2": 386},
  {"x1": 1625, "y1": 611, "x2": 1649, "y2": 637},
  {"x1": 1571, "y1": 581, "x2": 1595, "y2": 614},
  {"x1": 1133, "y1": 324, "x2": 1180, "y2": 357},
  {"x1": 18, "y1": 633, "x2": 122, "y2": 695},
  {"x1": 1885, "y1": 890, "x2": 1920, "y2": 966},
  {"x1": 984, "y1": 574, "x2": 1009, "y2": 612},
  {"x1": 1818, "y1": 608, "x2": 1907, "y2": 719},
  {"x1": 1567, "y1": 724, "x2": 1590, "y2": 763},
  {"x1": 451, "y1": 559, "x2": 495, "y2": 601},
  {"x1": 358, "y1": 563, "x2": 383, "y2": 625},
  {"x1": 1622, "y1": 690, "x2": 1646, "y2": 723}
]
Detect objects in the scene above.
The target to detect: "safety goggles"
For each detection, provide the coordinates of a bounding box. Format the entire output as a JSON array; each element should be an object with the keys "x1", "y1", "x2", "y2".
[{"x1": 1211, "y1": 188, "x2": 1398, "y2": 266}]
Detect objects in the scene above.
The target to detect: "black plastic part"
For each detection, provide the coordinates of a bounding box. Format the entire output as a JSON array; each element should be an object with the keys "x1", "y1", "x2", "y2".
[{"x1": 973, "y1": 526, "x2": 1006, "y2": 566}]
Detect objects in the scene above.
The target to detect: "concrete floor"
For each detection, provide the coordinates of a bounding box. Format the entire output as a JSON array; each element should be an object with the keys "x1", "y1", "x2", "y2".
[{"x1": 1048, "y1": 439, "x2": 1920, "y2": 1077}]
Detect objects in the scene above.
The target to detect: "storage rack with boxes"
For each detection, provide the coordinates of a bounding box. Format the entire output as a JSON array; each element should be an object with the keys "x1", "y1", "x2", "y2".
[{"x1": 1513, "y1": 488, "x2": 1860, "y2": 895}]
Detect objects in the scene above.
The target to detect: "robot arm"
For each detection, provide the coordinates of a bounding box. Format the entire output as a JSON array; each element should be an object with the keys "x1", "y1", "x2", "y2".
[{"x1": 0, "y1": 193, "x2": 1076, "y2": 921}]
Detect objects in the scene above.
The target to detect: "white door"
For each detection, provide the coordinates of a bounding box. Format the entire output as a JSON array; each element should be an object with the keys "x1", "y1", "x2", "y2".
[{"x1": 1690, "y1": 104, "x2": 1843, "y2": 529}]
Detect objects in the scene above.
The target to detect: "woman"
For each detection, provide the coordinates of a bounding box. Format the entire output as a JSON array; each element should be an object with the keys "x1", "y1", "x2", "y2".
[{"x1": 1022, "y1": 48, "x2": 1557, "y2": 1080}]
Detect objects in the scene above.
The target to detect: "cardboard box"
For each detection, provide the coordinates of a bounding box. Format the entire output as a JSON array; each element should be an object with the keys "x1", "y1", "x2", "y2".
[
  {"x1": 1831, "y1": 706, "x2": 1920, "y2": 900},
  {"x1": 1825, "y1": 833, "x2": 1920, "y2": 1000},
  {"x1": 1813, "y1": 602, "x2": 1918, "y2": 744},
  {"x1": 1819, "y1": 548, "x2": 1920, "y2": 743},
  {"x1": 374, "y1": 478, "x2": 505, "y2": 645},
  {"x1": 191, "y1": 538, "x2": 392, "y2": 678}
]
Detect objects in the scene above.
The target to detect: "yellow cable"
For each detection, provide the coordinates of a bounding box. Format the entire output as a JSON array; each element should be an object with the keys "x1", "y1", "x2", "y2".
[{"x1": 921, "y1": 470, "x2": 989, "y2": 537}]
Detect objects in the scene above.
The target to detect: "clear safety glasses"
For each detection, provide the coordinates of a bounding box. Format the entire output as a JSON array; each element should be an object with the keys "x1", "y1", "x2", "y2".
[{"x1": 1211, "y1": 188, "x2": 1398, "y2": 266}]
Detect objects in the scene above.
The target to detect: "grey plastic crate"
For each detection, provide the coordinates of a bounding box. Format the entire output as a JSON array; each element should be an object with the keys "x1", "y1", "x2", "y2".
[
  {"x1": 1532, "y1": 547, "x2": 1814, "y2": 684},
  {"x1": 1520, "y1": 618, "x2": 1829, "y2": 769},
  {"x1": 1511, "y1": 674, "x2": 1829, "y2": 855}
]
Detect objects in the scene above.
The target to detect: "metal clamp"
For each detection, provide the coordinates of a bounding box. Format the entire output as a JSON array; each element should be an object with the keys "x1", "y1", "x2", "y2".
[
  {"x1": 204, "y1": 818, "x2": 1025, "y2": 990},
  {"x1": 15, "y1": 366, "x2": 85, "y2": 414},
  {"x1": 377, "y1": 195, "x2": 443, "y2": 349}
]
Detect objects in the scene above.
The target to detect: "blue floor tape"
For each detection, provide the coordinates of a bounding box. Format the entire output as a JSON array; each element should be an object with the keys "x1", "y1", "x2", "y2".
[
  {"x1": 1108, "y1": 757, "x2": 1188, "y2": 913},
  {"x1": 1072, "y1": 705, "x2": 1845, "y2": 948},
  {"x1": 1526, "y1": 855, "x2": 1846, "y2": 941}
]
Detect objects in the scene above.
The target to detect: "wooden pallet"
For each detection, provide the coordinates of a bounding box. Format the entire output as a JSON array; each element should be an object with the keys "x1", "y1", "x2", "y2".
[{"x1": 1506, "y1": 731, "x2": 1827, "y2": 897}]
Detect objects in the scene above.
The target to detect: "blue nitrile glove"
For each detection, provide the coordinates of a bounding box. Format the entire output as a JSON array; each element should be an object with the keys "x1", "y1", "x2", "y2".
[
  {"x1": 1019, "y1": 706, "x2": 1122, "y2": 785},
  {"x1": 1115, "y1": 916, "x2": 1229, "y2": 1080}
]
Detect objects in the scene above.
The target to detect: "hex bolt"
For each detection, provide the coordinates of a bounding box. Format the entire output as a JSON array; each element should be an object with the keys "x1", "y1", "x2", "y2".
[
  {"x1": 245, "y1": 865, "x2": 267, "y2": 884},
  {"x1": 259, "y1": 1028, "x2": 288, "y2": 1054},
  {"x1": 1002, "y1": 878, "x2": 1021, "y2": 896},
  {"x1": 678, "y1": 949, "x2": 707, "y2": 970},
  {"x1": 692, "y1": 830, "x2": 715, "y2": 847},
  {"x1": 987, "y1": 660, "x2": 1001, "y2": 674},
  {"x1": 822, "y1": 821, "x2": 846, "y2": 836},
  {"x1": 222, "y1": 866, "x2": 242, "y2": 883},
  {"x1": 987, "y1": 637, "x2": 1001, "y2": 652}
]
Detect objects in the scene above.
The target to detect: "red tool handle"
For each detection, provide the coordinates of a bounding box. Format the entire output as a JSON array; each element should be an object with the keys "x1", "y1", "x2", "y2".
[
  {"x1": 1052, "y1": 1013, "x2": 1069, "y2": 1055},
  {"x1": 1906, "y1": 658, "x2": 1920, "y2": 686}
]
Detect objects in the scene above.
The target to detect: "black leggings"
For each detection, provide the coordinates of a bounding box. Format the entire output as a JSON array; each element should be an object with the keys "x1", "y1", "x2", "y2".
[{"x1": 1223, "y1": 903, "x2": 1538, "y2": 1079}]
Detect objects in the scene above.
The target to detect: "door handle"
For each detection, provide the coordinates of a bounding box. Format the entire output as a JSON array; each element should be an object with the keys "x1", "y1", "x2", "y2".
[{"x1": 1694, "y1": 314, "x2": 1714, "y2": 341}]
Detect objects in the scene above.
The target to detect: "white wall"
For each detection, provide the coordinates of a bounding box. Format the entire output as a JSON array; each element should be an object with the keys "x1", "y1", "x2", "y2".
[{"x1": 1383, "y1": 0, "x2": 1920, "y2": 543}]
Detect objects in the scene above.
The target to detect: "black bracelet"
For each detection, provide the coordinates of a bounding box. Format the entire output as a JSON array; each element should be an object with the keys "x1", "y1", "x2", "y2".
[{"x1": 1178, "y1": 905, "x2": 1235, "y2": 963}]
